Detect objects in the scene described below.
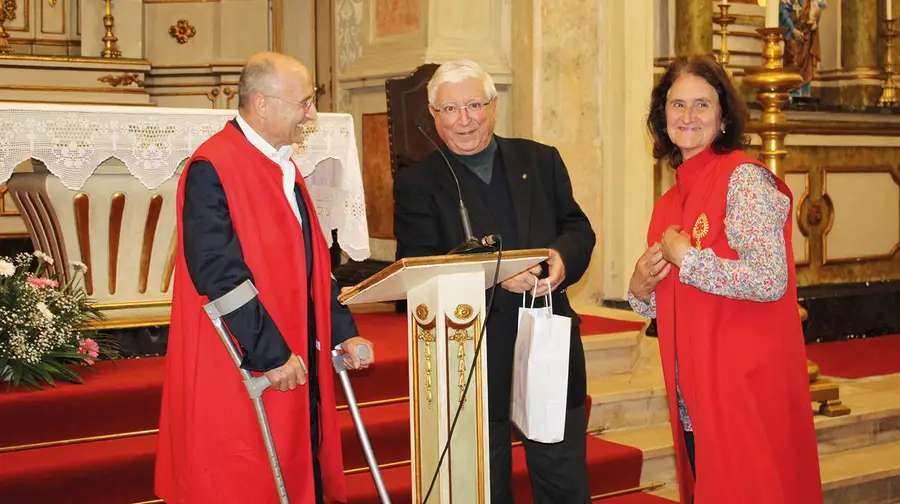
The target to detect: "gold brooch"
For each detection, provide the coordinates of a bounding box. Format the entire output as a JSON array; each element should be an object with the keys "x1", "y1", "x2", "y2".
[{"x1": 692, "y1": 213, "x2": 709, "y2": 249}]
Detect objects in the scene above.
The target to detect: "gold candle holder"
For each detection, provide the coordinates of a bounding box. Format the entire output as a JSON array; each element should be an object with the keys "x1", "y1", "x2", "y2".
[
  {"x1": 101, "y1": 0, "x2": 121, "y2": 58},
  {"x1": 744, "y1": 27, "x2": 850, "y2": 418},
  {"x1": 741, "y1": 27, "x2": 803, "y2": 180},
  {"x1": 879, "y1": 19, "x2": 898, "y2": 107},
  {"x1": 0, "y1": 0, "x2": 17, "y2": 55},
  {"x1": 713, "y1": 3, "x2": 736, "y2": 71}
]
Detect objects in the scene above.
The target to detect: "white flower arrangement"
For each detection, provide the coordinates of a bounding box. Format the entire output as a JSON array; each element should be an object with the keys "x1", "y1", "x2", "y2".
[{"x1": 0, "y1": 251, "x2": 118, "y2": 390}]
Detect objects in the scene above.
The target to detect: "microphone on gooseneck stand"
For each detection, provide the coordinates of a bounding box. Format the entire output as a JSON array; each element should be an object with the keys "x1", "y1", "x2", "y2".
[{"x1": 415, "y1": 124, "x2": 500, "y2": 255}]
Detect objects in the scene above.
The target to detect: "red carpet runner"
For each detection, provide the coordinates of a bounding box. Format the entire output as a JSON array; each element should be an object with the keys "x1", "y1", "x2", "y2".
[
  {"x1": 0, "y1": 312, "x2": 652, "y2": 503},
  {"x1": 805, "y1": 334, "x2": 900, "y2": 379}
]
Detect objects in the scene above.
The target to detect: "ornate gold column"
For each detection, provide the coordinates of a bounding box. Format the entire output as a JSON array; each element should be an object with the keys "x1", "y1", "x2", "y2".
[
  {"x1": 675, "y1": 0, "x2": 713, "y2": 56},
  {"x1": 823, "y1": 0, "x2": 881, "y2": 105},
  {"x1": 744, "y1": 30, "x2": 851, "y2": 418}
]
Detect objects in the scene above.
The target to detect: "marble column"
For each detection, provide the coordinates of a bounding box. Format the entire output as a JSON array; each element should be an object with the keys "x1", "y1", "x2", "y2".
[
  {"x1": 823, "y1": 0, "x2": 881, "y2": 105},
  {"x1": 674, "y1": 0, "x2": 713, "y2": 57},
  {"x1": 512, "y1": 0, "x2": 655, "y2": 303},
  {"x1": 511, "y1": 0, "x2": 601, "y2": 304},
  {"x1": 599, "y1": 0, "x2": 656, "y2": 301}
]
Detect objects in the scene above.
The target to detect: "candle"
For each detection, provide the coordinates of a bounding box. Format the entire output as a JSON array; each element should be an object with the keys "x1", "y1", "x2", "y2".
[
  {"x1": 765, "y1": 0, "x2": 779, "y2": 28},
  {"x1": 722, "y1": 0, "x2": 728, "y2": 4},
  {"x1": 889, "y1": 0, "x2": 893, "y2": 21}
]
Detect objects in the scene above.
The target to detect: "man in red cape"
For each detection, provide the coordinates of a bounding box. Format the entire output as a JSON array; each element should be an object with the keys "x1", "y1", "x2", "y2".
[
  {"x1": 155, "y1": 52, "x2": 374, "y2": 504},
  {"x1": 643, "y1": 148, "x2": 822, "y2": 503}
]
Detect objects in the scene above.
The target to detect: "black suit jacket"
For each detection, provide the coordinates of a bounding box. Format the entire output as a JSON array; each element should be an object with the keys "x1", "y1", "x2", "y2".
[
  {"x1": 393, "y1": 136, "x2": 596, "y2": 420},
  {"x1": 181, "y1": 119, "x2": 358, "y2": 373}
]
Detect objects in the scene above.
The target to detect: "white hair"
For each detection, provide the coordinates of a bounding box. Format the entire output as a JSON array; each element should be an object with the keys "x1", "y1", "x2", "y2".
[{"x1": 426, "y1": 60, "x2": 498, "y2": 106}]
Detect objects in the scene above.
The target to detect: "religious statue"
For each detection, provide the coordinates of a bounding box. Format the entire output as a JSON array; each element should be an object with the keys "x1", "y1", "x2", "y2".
[{"x1": 780, "y1": 0, "x2": 827, "y2": 99}]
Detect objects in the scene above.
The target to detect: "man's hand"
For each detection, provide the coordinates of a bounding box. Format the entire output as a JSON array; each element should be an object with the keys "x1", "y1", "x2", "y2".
[
  {"x1": 660, "y1": 225, "x2": 692, "y2": 268},
  {"x1": 533, "y1": 249, "x2": 565, "y2": 297},
  {"x1": 629, "y1": 243, "x2": 672, "y2": 303},
  {"x1": 500, "y1": 264, "x2": 542, "y2": 294},
  {"x1": 340, "y1": 336, "x2": 375, "y2": 371},
  {"x1": 263, "y1": 354, "x2": 308, "y2": 392}
]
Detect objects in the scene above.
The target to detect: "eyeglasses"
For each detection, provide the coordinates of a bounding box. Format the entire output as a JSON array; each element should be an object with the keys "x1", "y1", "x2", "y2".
[
  {"x1": 431, "y1": 99, "x2": 494, "y2": 117},
  {"x1": 265, "y1": 94, "x2": 316, "y2": 110}
]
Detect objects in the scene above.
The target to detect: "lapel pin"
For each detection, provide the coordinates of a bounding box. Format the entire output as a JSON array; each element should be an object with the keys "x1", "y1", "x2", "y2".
[{"x1": 522, "y1": 173, "x2": 527, "y2": 180}]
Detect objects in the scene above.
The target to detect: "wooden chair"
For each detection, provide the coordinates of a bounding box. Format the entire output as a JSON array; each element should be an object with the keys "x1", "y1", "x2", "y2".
[{"x1": 385, "y1": 63, "x2": 441, "y2": 176}]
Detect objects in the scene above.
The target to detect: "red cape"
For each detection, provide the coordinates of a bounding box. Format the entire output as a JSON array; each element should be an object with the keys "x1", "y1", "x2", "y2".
[
  {"x1": 155, "y1": 122, "x2": 346, "y2": 503},
  {"x1": 649, "y1": 148, "x2": 822, "y2": 504}
]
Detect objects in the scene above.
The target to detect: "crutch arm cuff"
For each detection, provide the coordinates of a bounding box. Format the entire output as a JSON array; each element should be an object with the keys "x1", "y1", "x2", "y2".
[{"x1": 203, "y1": 279, "x2": 260, "y2": 320}]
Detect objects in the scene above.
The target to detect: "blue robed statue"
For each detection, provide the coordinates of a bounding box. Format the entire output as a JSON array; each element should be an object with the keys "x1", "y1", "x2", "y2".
[{"x1": 780, "y1": 0, "x2": 827, "y2": 99}]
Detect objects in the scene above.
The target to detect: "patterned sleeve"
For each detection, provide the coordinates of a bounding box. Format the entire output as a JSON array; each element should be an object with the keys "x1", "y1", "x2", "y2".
[
  {"x1": 678, "y1": 163, "x2": 791, "y2": 302},
  {"x1": 628, "y1": 290, "x2": 657, "y2": 319}
]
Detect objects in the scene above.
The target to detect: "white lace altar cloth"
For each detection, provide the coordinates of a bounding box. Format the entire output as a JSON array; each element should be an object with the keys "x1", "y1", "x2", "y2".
[{"x1": 0, "y1": 102, "x2": 370, "y2": 261}]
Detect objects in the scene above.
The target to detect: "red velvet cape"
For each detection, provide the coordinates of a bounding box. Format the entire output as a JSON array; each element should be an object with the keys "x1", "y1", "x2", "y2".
[
  {"x1": 648, "y1": 148, "x2": 822, "y2": 504},
  {"x1": 155, "y1": 122, "x2": 346, "y2": 504}
]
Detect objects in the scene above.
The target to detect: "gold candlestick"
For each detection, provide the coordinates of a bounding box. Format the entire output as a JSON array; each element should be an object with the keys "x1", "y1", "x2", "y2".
[
  {"x1": 879, "y1": 19, "x2": 898, "y2": 107},
  {"x1": 101, "y1": 0, "x2": 121, "y2": 58},
  {"x1": 713, "y1": 3, "x2": 736, "y2": 71},
  {"x1": 744, "y1": 27, "x2": 849, "y2": 418},
  {"x1": 741, "y1": 27, "x2": 803, "y2": 180},
  {"x1": 0, "y1": 0, "x2": 17, "y2": 55}
]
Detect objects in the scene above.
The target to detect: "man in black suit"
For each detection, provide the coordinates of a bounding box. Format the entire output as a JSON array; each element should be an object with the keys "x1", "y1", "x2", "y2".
[{"x1": 393, "y1": 59, "x2": 596, "y2": 504}]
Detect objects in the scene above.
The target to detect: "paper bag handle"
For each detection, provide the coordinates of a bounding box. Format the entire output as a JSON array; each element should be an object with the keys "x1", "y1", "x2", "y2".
[{"x1": 522, "y1": 279, "x2": 553, "y2": 310}]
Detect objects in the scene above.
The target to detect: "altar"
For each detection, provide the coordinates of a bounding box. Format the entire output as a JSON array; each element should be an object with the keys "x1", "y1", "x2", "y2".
[{"x1": 0, "y1": 102, "x2": 370, "y2": 327}]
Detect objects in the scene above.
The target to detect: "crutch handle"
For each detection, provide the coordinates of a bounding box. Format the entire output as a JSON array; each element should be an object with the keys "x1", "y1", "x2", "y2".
[
  {"x1": 332, "y1": 344, "x2": 371, "y2": 372},
  {"x1": 244, "y1": 374, "x2": 271, "y2": 400}
]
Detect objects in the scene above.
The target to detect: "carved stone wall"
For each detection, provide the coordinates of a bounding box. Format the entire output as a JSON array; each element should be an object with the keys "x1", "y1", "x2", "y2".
[{"x1": 5, "y1": 0, "x2": 81, "y2": 56}]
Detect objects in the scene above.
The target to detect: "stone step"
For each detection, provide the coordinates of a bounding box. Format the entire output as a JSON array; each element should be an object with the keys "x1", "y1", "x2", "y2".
[
  {"x1": 586, "y1": 366, "x2": 668, "y2": 432},
  {"x1": 813, "y1": 374, "x2": 900, "y2": 456},
  {"x1": 821, "y1": 441, "x2": 900, "y2": 504},
  {"x1": 575, "y1": 304, "x2": 647, "y2": 380},
  {"x1": 582, "y1": 330, "x2": 642, "y2": 380},
  {"x1": 648, "y1": 486, "x2": 679, "y2": 502},
  {"x1": 598, "y1": 373, "x2": 900, "y2": 500},
  {"x1": 604, "y1": 429, "x2": 900, "y2": 503}
]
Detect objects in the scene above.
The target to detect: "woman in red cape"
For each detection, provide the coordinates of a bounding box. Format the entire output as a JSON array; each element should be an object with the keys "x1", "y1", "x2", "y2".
[{"x1": 628, "y1": 56, "x2": 822, "y2": 504}]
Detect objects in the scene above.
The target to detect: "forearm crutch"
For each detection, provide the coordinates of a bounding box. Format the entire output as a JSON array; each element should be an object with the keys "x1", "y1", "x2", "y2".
[
  {"x1": 332, "y1": 346, "x2": 392, "y2": 503},
  {"x1": 203, "y1": 279, "x2": 289, "y2": 504}
]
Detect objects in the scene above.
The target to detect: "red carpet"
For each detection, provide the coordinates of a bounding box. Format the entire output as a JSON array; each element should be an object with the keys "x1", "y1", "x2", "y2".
[
  {"x1": 604, "y1": 493, "x2": 674, "y2": 503},
  {"x1": 805, "y1": 334, "x2": 900, "y2": 379},
  {"x1": 0, "y1": 311, "x2": 647, "y2": 503},
  {"x1": 0, "y1": 358, "x2": 163, "y2": 447}
]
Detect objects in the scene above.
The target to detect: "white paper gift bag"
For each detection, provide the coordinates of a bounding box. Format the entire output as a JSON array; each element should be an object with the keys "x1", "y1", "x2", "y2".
[{"x1": 510, "y1": 279, "x2": 571, "y2": 443}]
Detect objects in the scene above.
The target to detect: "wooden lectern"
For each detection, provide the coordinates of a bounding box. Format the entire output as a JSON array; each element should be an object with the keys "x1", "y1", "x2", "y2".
[{"x1": 339, "y1": 249, "x2": 550, "y2": 504}]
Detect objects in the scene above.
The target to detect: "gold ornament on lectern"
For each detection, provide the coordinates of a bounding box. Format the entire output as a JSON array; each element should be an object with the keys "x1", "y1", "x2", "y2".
[
  {"x1": 101, "y1": 0, "x2": 122, "y2": 58},
  {"x1": 418, "y1": 328, "x2": 436, "y2": 408}
]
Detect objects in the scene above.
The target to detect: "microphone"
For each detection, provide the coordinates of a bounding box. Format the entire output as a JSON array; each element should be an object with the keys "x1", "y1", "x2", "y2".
[
  {"x1": 477, "y1": 234, "x2": 501, "y2": 248},
  {"x1": 415, "y1": 124, "x2": 498, "y2": 255}
]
